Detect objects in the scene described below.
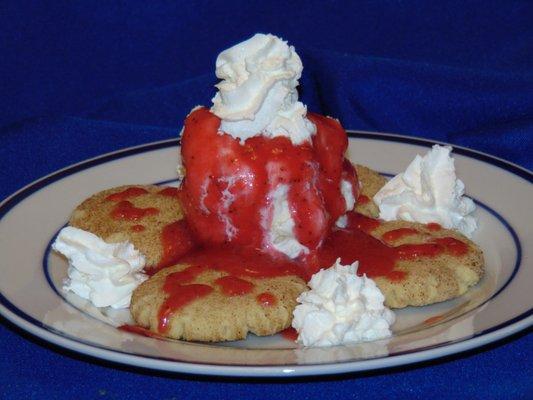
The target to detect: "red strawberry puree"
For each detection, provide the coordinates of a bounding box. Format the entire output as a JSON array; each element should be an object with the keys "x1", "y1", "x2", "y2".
[{"x1": 179, "y1": 107, "x2": 358, "y2": 257}]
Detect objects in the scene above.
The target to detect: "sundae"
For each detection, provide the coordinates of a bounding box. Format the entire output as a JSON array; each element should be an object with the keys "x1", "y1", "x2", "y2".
[{"x1": 53, "y1": 34, "x2": 484, "y2": 347}]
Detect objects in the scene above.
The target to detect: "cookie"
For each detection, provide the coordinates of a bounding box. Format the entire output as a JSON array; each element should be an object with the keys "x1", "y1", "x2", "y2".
[
  {"x1": 130, "y1": 262, "x2": 307, "y2": 342},
  {"x1": 368, "y1": 220, "x2": 484, "y2": 308},
  {"x1": 69, "y1": 185, "x2": 193, "y2": 270},
  {"x1": 354, "y1": 164, "x2": 387, "y2": 218},
  {"x1": 348, "y1": 165, "x2": 485, "y2": 308}
]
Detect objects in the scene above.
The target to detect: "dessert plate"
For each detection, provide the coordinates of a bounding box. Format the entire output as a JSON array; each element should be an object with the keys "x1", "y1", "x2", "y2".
[{"x1": 0, "y1": 132, "x2": 531, "y2": 377}]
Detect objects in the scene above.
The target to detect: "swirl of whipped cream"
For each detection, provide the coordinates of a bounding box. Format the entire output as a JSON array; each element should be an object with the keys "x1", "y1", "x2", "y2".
[
  {"x1": 292, "y1": 259, "x2": 395, "y2": 347},
  {"x1": 211, "y1": 33, "x2": 315, "y2": 144},
  {"x1": 373, "y1": 145, "x2": 477, "y2": 237},
  {"x1": 52, "y1": 227, "x2": 147, "y2": 309}
]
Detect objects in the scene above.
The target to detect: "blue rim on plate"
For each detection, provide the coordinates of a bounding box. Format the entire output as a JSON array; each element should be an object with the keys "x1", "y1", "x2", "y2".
[{"x1": 0, "y1": 131, "x2": 531, "y2": 375}]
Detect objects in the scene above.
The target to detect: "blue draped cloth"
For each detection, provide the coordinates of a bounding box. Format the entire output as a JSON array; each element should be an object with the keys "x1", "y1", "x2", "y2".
[{"x1": 1, "y1": 1, "x2": 531, "y2": 398}]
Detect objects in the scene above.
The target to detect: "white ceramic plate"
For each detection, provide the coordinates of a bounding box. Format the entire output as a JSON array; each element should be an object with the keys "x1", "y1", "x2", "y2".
[{"x1": 0, "y1": 132, "x2": 531, "y2": 377}]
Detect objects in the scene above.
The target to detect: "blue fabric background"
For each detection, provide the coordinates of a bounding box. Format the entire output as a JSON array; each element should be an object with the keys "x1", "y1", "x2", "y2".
[{"x1": 1, "y1": 1, "x2": 531, "y2": 398}]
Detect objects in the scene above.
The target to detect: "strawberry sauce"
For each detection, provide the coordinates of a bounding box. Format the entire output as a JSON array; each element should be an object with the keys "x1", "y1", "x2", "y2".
[
  {"x1": 105, "y1": 187, "x2": 149, "y2": 201},
  {"x1": 130, "y1": 224, "x2": 146, "y2": 232},
  {"x1": 179, "y1": 107, "x2": 357, "y2": 254},
  {"x1": 424, "y1": 315, "x2": 444, "y2": 325},
  {"x1": 119, "y1": 324, "x2": 165, "y2": 339},
  {"x1": 157, "y1": 220, "x2": 195, "y2": 270},
  {"x1": 158, "y1": 284, "x2": 213, "y2": 333},
  {"x1": 396, "y1": 237, "x2": 468, "y2": 260},
  {"x1": 426, "y1": 223, "x2": 442, "y2": 231},
  {"x1": 103, "y1": 187, "x2": 194, "y2": 271},
  {"x1": 117, "y1": 110, "x2": 473, "y2": 338},
  {"x1": 346, "y1": 211, "x2": 382, "y2": 233},
  {"x1": 280, "y1": 327, "x2": 299, "y2": 341},
  {"x1": 215, "y1": 276, "x2": 255, "y2": 296},
  {"x1": 158, "y1": 187, "x2": 180, "y2": 198},
  {"x1": 179, "y1": 245, "x2": 304, "y2": 279},
  {"x1": 382, "y1": 228, "x2": 420, "y2": 243},
  {"x1": 158, "y1": 265, "x2": 214, "y2": 333},
  {"x1": 256, "y1": 292, "x2": 277, "y2": 307},
  {"x1": 357, "y1": 194, "x2": 370, "y2": 204},
  {"x1": 316, "y1": 224, "x2": 406, "y2": 281},
  {"x1": 110, "y1": 201, "x2": 159, "y2": 221}
]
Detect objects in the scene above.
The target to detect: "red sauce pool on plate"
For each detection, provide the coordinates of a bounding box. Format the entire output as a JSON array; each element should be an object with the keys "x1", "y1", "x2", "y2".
[
  {"x1": 280, "y1": 327, "x2": 298, "y2": 341},
  {"x1": 118, "y1": 324, "x2": 164, "y2": 339},
  {"x1": 424, "y1": 315, "x2": 444, "y2": 325}
]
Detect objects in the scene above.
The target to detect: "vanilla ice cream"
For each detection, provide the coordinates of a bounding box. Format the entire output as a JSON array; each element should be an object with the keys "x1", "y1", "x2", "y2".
[{"x1": 264, "y1": 184, "x2": 310, "y2": 259}]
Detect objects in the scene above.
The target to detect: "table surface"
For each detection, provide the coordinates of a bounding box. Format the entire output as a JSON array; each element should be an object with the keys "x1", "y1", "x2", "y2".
[{"x1": 1, "y1": 1, "x2": 532, "y2": 399}]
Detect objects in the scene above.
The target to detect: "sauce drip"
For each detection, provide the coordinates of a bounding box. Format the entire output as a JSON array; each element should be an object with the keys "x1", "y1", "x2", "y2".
[
  {"x1": 157, "y1": 220, "x2": 196, "y2": 270},
  {"x1": 346, "y1": 211, "x2": 381, "y2": 233},
  {"x1": 357, "y1": 194, "x2": 370, "y2": 204},
  {"x1": 106, "y1": 187, "x2": 149, "y2": 201},
  {"x1": 179, "y1": 245, "x2": 305, "y2": 279},
  {"x1": 280, "y1": 327, "x2": 298, "y2": 341},
  {"x1": 396, "y1": 243, "x2": 442, "y2": 260},
  {"x1": 256, "y1": 292, "x2": 277, "y2": 307},
  {"x1": 382, "y1": 228, "x2": 419, "y2": 243},
  {"x1": 159, "y1": 187, "x2": 180, "y2": 198},
  {"x1": 118, "y1": 324, "x2": 164, "y2": 339},
  {"x1": 130, "y1": 224, "x2": 146, "y2": 232},
  {"x1": 424, "y1": 315, "x2": 444, "y2": 325},
  {"x1": 215, "y1": 276, "x2": 255, "y2": 296},
  {"x1": 157, "y1": 265, "x2": 212, "y2": 332},
  {"x1": 427, "y1": 223, "x2": 442, "y2": 231},
  {"x1": 158, "y1": 284, "x2": 213, "y2": 333},
  {"x1": 110, "y1": 201, "x2": 159, "y2": 221},
  {"x1": 434, "y1": 237, "x2": 469, "y2": 256},
  {"x1": 164, "y1": 265, "x2": 207, "y2": 285},
  {"x1": 317, "y1": 226, "x2": 405, "y2": 281},
  {"x1": 396, "y1": 237, "x2": 468, "y2": 260}
]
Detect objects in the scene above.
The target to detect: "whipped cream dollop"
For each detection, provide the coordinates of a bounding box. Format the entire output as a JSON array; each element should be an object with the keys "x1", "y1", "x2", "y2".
[
  {"x1": 52, "y1": 227, "x2": 147, "y2": 309},
  {"x1": 292, "y1": 259, "x2": 395, "y2": 347},
  {"x1": 373, "y1": 145, "x2": 477, "y2": 237},
  {"x1": 264, "y1": 184, "x2": 309, "y2": 259},
  {"x1": 211, "y1": 33, "x2": 315, "y2": 144}
]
